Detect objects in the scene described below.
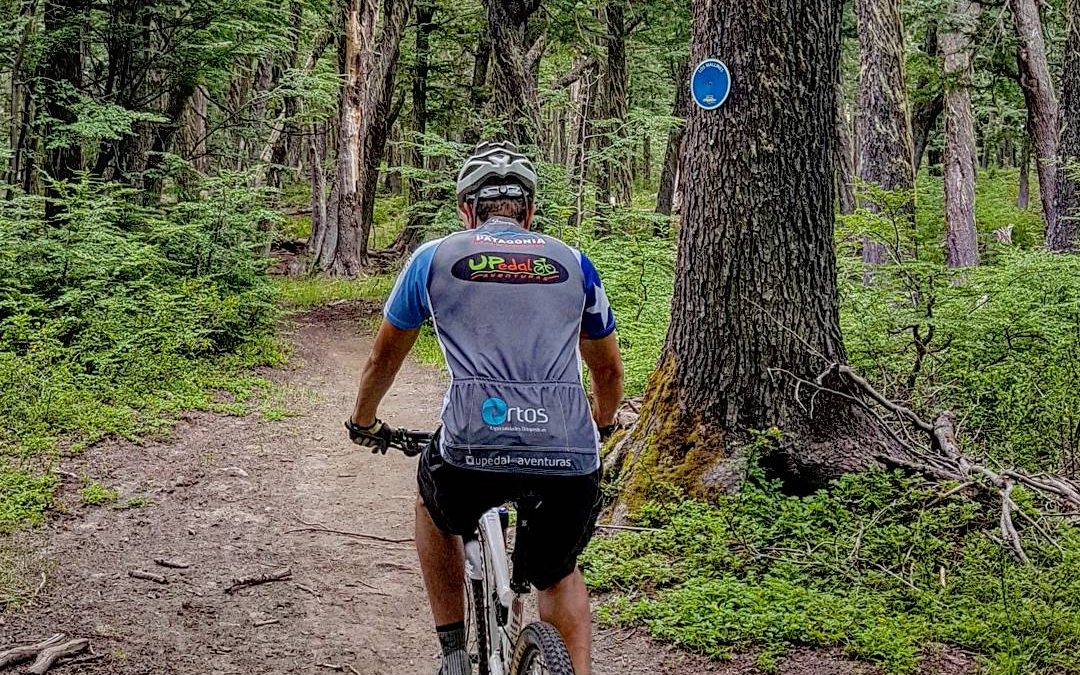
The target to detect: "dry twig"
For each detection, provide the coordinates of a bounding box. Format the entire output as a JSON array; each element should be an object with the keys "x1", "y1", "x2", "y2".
[
  {"x1": 129, "y1": 569, "x2": 168, "y2": 584},
  {"x1": 226, "y1": 567, "x2": 292, "y2": 594},
  {"x1": 287, "y1": 518, "x2": 412, "y2": 544},
  {"x1": 153, "y1": 558, "x2": 191, "y2": 569}
]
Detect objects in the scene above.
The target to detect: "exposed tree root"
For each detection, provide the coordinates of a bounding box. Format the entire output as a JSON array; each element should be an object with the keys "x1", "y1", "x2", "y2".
[
  {"x1": 27, "y1": 638, "x2": 89, "y2": 674},
  {"x1": 0, "y1": 633, "x2": 66, "y2": 668},
  {"x1": 823, "y1": 364, "x2": 1080, "y2": 563}
]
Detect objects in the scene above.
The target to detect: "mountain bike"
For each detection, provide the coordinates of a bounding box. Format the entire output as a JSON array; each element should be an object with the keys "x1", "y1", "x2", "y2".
[{"x1": 389, "y1": 429, "x2": 576, "y2": 675}]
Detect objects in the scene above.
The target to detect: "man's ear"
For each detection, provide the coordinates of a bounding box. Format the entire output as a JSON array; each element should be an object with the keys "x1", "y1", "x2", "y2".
[
  {"x1": 522, "y1": 202, "x2": 537, "y2": 229},
  {"x1": 458, "y1": 201, "x2": 477, "y2": 229}
]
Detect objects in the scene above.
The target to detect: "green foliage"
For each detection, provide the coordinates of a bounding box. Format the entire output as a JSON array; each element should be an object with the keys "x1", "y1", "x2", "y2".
[
  {"x1": 0, "y1": 174, "x2": 284, "y2": 528},
  {"x1": 0, "y1": 465, "x2": 55, "y2": 532},
  {"x1": 79, "y1": 481, "x2": 119, "y2": 506},
  {"x1": 274, "y1": 276, "x2": 395, "y2": 309},
  {"x1": 583, "y1": 470, "x2": 1080, "y2": 674}
]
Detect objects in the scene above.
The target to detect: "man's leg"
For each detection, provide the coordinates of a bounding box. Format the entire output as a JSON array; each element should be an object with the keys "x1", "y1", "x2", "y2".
[
  {"x1": 537, "y1": 568, "x2": 591, "y2": 675},
  {"x1": 415, "y1": 496, "x2": 465, "y2": 624}
]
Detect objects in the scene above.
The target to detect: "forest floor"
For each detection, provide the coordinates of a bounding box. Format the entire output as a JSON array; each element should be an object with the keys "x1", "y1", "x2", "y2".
[{"x1": 0, "y1": 303, "x2": 916, "y2": 675}]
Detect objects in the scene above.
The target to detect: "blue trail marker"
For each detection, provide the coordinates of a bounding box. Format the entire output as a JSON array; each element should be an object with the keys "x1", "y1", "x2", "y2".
[{"x1": 691, "y1": 59, "x2": 731, "y2": 110}]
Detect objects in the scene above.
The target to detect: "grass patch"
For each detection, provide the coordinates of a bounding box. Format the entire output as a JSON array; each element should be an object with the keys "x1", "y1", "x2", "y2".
[
  {"x1": 0, "y1": 465, "x2": 56, "y2": 532},
  {"x1": 583, "y1": 469, "x2": 1080, "y2": 674},
  {"x1": 80, "y1": 481, "x2": 119, "y2": 506},
  {"x1": 273, "y1": 276, "x2": 396, "y2": 309}
]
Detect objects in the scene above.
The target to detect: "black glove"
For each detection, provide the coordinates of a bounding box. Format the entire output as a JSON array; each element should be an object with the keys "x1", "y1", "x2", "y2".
[
  {"x1": 346, "y1": 418, "x2": 394, "y2": 454},
  {"x1": 598, "y1": 424, "x2": 618, "y2": 442}
]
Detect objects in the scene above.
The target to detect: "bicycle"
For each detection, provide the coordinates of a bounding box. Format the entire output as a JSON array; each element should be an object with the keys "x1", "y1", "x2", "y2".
[{"x1": 388, "y1": 429, "x2": 576, "y2": 675}]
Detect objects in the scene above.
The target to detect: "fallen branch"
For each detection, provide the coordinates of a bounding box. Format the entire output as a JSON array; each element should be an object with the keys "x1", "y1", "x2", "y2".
[
  {"x1": 27, "y1": 638, "x2": 89, "y2": 674},
  {"x1": 253, "y1": 618, "x2": 281, "y2": 627},
  {"x1": 0, "y1": 634, "x2": 66, "y2": 668},
  {"x1": 225, "y1": 567, "x2": 292, "y2": 595},
  {"x1": 287, "y1": 519, "x2": 412, "y2": 544},
  {"x1": 129, "y1": 569, "x2": 168, "y2": 584},
  {"x1": 153, "y1": 558, "x2": 192, "y2": 569}
]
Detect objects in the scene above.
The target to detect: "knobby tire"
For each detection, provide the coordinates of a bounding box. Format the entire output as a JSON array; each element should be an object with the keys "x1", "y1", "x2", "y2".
[{"x1": 509, "y1": 622, "x2": 575, "y2": 675}]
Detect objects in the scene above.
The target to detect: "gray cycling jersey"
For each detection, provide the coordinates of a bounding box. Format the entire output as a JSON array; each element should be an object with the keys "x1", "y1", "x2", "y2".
[{"x1": 423, "y1": 218, "x2": 601, "y2": 475}]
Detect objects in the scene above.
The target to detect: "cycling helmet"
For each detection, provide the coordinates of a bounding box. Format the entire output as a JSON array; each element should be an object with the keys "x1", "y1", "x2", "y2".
[{"x1": 456, "y1": 140, "x2": 537, "y2": 202}]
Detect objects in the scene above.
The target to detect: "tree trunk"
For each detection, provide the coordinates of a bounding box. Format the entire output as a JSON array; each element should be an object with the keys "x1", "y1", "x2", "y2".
[
  {"x1": 595, "y1": 2, "x2": 632, "y2": 214},
  {"x1": 942, "y1": 0, "x2": 980, "y2": 268},
  {"x1": 656, "y1": 59, "x2": 689, "y2": 216},
  {"x1": 481, "y1": 0, "x2": 542, "y2": 147},
  {"x1": 911, "y1": 25, "x2": 943, "y2": 174},
  {"x1": 836, "y1": 86, "x2": 857, "y2": 215},
  {"x1": 393, "y1": 0, "x2": 435, "y2": 254},
  {"x1": 308, "y1": 121, "x2": 329, "y2": 264},
  {"x1": 382, "y1": 123, "x2": 402, "y2": 194},
  {"x1": 1050, "y1": 0, "x2": 1079, "y2": 251},
  {"x1": 610, "y1": 0, "x2": 886, "y2": 514},
  {"x1": 1018, "y1": 136, "x2": 1031, "y2": 209},
  {"x1": 318, "y1": 0, "x2": 411, "y2": 276},
  {"x1": 567, "y1": 59, "x2": 598, "y2": 228},
  {"x1": 1009, "y1": 0, "x2": 1059, "y2": 243},
  {"x1": 855, "y1": 0, "x2": 915, "y2": 270},
  {"x1": 42, "y1": 0, "x2": 83, "y2": 194},
  {"x1": 464, "y1": 29, "x2": 491, "y2": 145}
]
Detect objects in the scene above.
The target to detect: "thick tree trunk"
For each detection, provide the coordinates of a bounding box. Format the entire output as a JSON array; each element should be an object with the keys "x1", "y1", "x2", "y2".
[
  {"x1": 942, "y1": 0, "x2": 980, "y2": 268},
  {"x1": 1018, "y1": 137, "x2": 1031, "y2": 209},
  {"x1": 567, "y1": 59, "x2": 597, "y2": 228},
  {"x1": 318, "y1": 0, "x2": 411, "y2": 276},
  {"x1": 6, "y1": 0, "x2": 38, "y2": 196},
  {"x1": 595, "y1": 3, "x2": 632, "y2": 213},
  {"x1": 308, "y1": 121, "x2": 329, "y2": 264},
  {"x1": 1050, "y1": 0, "x2": 1079, "y2": 251},
  {"x1": 610, "y1": 0, "x2": 886, "y2": 514},
  {"x1": 393, "y1": 0, "x2": 435, "y2": 254},
  {"x1": 855, "y1": 0, "x2": 915, "y2": 269},
  {"x1": 481, "y1": 0, "x2": 542, "y2": 147},
  {"x1": 836, "y1": 87, "x2": 857, "y2": 215},
  {"x1": 656, "y1": 59, "x2": 689, "y2": 216},
  {"x1": 1009, "y1": 0, "x2": 1059, "y2": 242},
  {"x1": 911, "y1": 25, "x2": 943, "y2": 174}
]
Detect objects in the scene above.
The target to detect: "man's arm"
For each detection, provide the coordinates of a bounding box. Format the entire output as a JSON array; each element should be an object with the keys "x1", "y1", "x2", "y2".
[
  {"x1": 350, "y1": 319, "x2": 421, "y2": 426},
  {"x1": 579, "y1": 332, "x2": 624, "y2": 428}
]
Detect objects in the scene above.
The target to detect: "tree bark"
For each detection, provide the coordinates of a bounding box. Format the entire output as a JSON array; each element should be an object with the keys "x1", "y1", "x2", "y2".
[
  {"x1": 595, "y1": 2, "x2": 632, "y2": 213},
  {"x1": 481, "y1": 0, "x2": 543, "y2": 147},
  {"x1": 855, "y1": 0, "x2": 915, "y2": 269},
  {"x1": 1009, "y1": 0, "x2": 1059, "y2": 243},
  {"x1": 655, "y1": 59, "x2": 689, "y2": 216},
  {"x1": 318, "y1": 0, "x2": 412, "y2": 275},
  {"x1": 393, "y1": 0, "x2": 435, "y2": 254},
  {"x1": 42, "y1": 0, "x2": 84, "y2": 195},
  {"x1": 942, "y1": 0, "x2": 980, "y2": 268},
  {"x1": 308, "y1": 121, "x2": 329, "y2": 264},
  {"x1": 911, "y1": 25, "x2": 943, "y2": 174},
  {"x1": 610, "y1": 0, "x2": 886, "y2": 513},
  {"x1": 1050, "y1": 0, "x2": 1079, "y2": 251},
  {"x1": 836, "y1": 86, "x2": 857, "y2": 215}
]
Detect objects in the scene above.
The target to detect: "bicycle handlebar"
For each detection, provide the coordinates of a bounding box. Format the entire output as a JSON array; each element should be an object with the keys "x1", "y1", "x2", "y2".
[{"x1": 388, "y1": 428, "x2": 434, "y2": 457}]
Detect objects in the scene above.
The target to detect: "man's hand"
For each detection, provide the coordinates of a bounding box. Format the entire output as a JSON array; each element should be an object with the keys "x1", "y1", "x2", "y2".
[{"x1": 346, "y1": 418, "x2": 395, "y2": 454}]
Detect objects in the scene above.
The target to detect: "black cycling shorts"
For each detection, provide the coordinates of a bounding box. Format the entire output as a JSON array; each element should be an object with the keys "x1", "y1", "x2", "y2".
[{"x1": 417, "y1": 434, "x2": 602, "y2": 591}]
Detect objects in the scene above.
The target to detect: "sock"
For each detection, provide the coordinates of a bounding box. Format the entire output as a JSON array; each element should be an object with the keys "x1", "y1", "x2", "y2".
[{"x1": 436, "y1": 622, "x2": 470, "y2": 675}]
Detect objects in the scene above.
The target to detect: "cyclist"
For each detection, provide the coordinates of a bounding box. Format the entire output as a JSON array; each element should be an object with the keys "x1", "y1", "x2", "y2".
[{"x1": 345, "y1": 140, "x2": 623, "y2": 675}]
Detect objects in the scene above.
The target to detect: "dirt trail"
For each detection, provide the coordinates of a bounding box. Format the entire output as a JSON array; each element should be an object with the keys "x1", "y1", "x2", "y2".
[{"x1": 2, "y1": 307, "x2": 879, "y2": 675}]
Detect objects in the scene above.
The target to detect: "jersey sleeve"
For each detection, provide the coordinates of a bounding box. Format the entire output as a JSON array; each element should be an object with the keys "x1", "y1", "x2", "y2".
[
  {"x1": 383, "y1": 240, "x2": 439, "y2": 330},
  {"x1": 579, "y1": 252, "x2": 616, "y2": 339}
]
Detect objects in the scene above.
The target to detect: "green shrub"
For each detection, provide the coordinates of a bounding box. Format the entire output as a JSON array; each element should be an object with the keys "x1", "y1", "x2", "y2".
[
  {"x1": 80, "y1": 481, "x2": 119, "y2": 506},
  {"x1": 583, "y1": 470, "x2": 1080, "y2": 674},
  {"x1": 0, "y1": 465, "x2": 56, "y2": 532}
]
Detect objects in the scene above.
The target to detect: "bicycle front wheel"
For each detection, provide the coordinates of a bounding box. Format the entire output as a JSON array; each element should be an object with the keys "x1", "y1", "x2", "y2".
[{"x1": 509, "y1": 622, "x2": 575, "y2": 675}]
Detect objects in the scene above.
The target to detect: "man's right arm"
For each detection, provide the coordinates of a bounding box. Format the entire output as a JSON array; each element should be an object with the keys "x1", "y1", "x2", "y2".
[{"x1": 580, "y1": 332, "x2": 624, "y2": 428}]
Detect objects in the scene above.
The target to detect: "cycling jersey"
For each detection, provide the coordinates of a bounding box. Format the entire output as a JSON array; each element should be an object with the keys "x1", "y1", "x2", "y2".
[{"x1": 384, "y1": 217, "x2": 616, "y2": 475}]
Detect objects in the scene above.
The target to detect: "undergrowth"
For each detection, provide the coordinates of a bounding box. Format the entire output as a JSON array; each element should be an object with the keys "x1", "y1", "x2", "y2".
[
  {"x1": 582, "y1": 468, "x2": 1080, "y2": 674},
  {"x1": 0, "y1": 174, "x2": 285, "y2": 529}
]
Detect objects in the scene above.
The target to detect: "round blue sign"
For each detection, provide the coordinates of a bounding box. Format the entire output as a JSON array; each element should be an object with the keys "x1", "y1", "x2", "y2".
[
  {"x1": 691, "y1": 59, "x2": 731, "y2": 110},
  {"x1": 481, "y1": 397, "x2": 508, "y2": 425}
]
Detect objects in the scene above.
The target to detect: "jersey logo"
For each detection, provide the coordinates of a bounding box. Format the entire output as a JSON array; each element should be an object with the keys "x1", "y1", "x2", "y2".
[
  {"x1": 451, "y1": 252, "x2": 568, "y2": 284},
  {"x1": 473, "y1": 232, "x2": 547, "y2": 247}
]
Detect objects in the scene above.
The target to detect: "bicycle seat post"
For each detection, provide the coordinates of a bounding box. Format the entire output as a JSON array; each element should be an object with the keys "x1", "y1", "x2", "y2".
[{"x1": 509, "y1": 497, "x2": 538, "y2": 595}]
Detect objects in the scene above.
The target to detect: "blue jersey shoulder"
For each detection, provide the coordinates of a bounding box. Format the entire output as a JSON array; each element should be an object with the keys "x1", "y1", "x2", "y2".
[{"x1": 383, "y1": 238, "x2": 442, "y2": 330}]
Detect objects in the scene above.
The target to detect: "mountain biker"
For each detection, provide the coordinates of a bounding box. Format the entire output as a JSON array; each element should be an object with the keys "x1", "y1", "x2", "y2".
[{"x1": 345, "y1": 140, "x2": 624, "y2": 675}]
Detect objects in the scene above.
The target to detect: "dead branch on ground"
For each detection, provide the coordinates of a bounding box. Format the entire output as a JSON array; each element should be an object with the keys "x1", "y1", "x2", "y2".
[
  {"x1": 225, "y1": 567, "x2": 293, "y2": 594},
  {"x1": 287, "y1": 518, "x2": 413, "y2": 544},
  {"x1": 27, "y1": 638, "x2": 89, "y2": 674},
  {"x1": 153, "y1": 558, "x2": 192, "y2": 569},
  {"x1": 792, "y1": 363, "x2": 1080, "y2": 564},
  {"x1": 0, "y1": 634, "x2": 65, "y2": 668},
  {"x1": 128, "y1": 569, "x2": 168, "y2": 584}
]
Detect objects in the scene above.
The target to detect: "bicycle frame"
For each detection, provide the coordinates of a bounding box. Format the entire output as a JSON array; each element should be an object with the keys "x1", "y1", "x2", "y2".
[{"x1": 464, "y1": 506, "x2": 527, "y2": 675}]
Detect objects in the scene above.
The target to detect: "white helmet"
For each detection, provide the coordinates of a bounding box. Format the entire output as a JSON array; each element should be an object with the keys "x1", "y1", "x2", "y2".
[{"x1": 456, "y1": 140, "x2": 537, "y2": 202}]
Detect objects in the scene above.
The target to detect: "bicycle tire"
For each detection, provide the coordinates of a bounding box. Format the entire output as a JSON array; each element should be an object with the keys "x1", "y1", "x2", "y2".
[
  {"x1": 468, "y1": 576, "x2": 491, "y2": 675},
  {"x1": 509, "y1": 622, "x2": 575, "y2": 675}
]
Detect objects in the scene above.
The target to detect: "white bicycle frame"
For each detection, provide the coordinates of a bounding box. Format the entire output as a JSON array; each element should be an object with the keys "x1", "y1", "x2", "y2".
[{"x1": 464, "y1": 507, "x2": 526, "y2": 675}]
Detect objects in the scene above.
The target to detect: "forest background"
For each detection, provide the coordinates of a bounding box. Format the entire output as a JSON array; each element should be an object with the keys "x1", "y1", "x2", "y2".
[{"x1": 2, "y1": 0, "x2": 1080, "y2": 672}]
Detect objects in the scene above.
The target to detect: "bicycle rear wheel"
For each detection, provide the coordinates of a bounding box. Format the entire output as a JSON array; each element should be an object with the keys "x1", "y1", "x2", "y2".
[
  {"x1": 466, "y1": 575, "x2": 491, "y2": 675},
  {"x1": 509, "y1": 622, "x2": 574, "y2": 675}
]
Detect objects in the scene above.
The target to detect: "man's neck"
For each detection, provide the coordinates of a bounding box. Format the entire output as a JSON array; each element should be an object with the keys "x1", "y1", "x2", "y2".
[{"x1": 476, "y1": 216, "x2": 526, "y2": 231}]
